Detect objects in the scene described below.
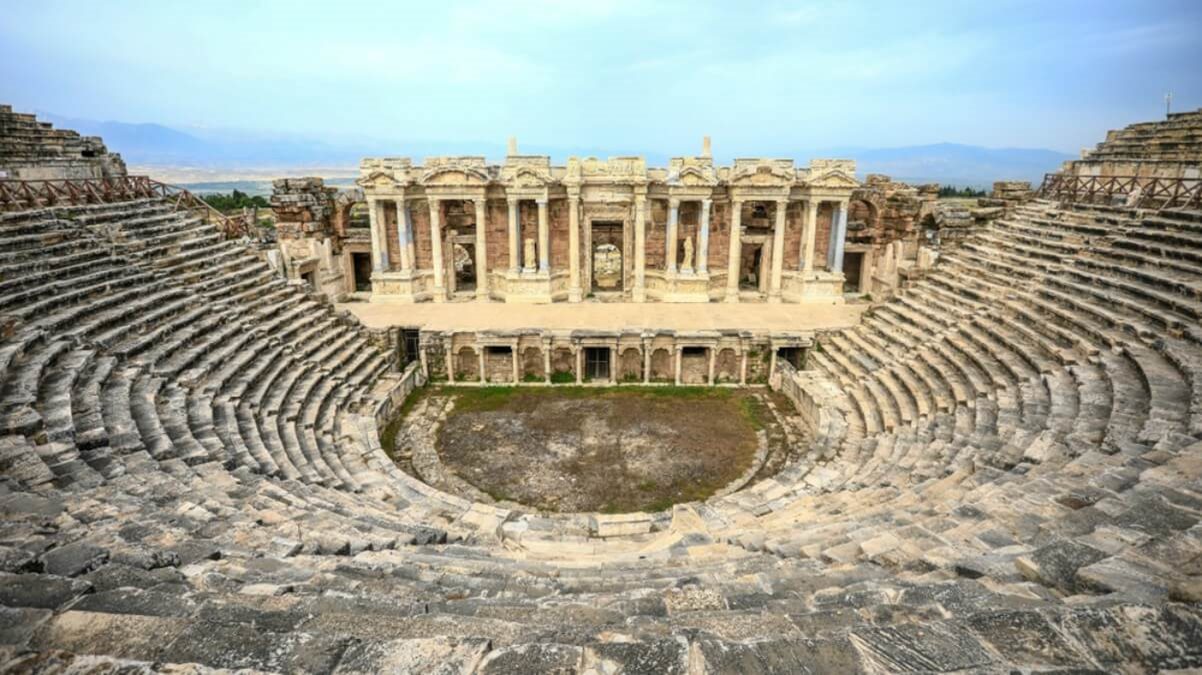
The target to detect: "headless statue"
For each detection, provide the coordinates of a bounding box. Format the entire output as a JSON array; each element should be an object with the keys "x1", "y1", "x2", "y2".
[
  {"x1": 681, "y1": 236, "x2": 695, "y2": 272},
  {"x1": 523, "y1": 237, "x2": 537, "y2": 270}
]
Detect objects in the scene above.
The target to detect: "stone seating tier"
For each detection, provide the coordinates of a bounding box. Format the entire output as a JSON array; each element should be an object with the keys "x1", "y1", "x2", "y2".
[{"x1": 0, "y1": 192, "x2": 1201, "y2": 672}]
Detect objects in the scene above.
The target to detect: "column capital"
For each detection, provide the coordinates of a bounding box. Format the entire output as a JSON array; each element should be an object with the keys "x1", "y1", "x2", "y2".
[
  {"x1": 731, "y1": 198, "x2": 744, "y2": 206},
  {"x1": 536, "y1": 198, "x2": 548, "y2": 206},
  {"x1": 701, "y1": 198, "x2": 712, "y2": 208},
  {"x1": 507, "y1": 196, "x2": 520, "y2": 206},
  {"x1": 776, "y1": 197, "x2": 790, "y2": 206},
  {"x1": 567, "y1": 188, "x2": 581, "y2": 202},
  {"x1": 668, "y1": 197, "x2": 681, "y2": 209}
]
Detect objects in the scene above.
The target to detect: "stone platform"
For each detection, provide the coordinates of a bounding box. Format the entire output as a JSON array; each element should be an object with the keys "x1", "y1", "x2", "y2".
[{"x1": 338, "y1": 299, "x2": 866, "y2": 332}]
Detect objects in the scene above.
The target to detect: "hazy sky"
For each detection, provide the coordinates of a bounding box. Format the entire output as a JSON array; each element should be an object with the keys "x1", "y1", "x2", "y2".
[{"x1": 3, "y1": 0, "x2": 1200, "y2": 155}]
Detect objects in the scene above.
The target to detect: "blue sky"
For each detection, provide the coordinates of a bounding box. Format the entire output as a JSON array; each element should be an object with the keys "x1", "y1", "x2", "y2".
[{"x1": 2, "y1": 0, "x2": 1200, "y2": 155}]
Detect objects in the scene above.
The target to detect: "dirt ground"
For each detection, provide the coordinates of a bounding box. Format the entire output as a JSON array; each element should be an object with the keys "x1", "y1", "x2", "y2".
[{"x1": 433, "y1": 387, "x2": 766, "y2": 513}]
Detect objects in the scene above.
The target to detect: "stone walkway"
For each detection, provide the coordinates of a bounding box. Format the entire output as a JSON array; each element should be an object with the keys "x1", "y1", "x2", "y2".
[{"x1": 338, "y1": 299, "x2": 867, "y2": 332}]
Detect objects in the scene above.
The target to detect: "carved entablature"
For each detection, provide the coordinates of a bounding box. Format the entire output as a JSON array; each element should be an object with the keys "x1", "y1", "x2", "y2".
[
  {"x1": 665, "y1": 157, "x2": 718, "y2": 188},
  {"x1": 501, "y1": 156, "x2": 553, "y2": 195},
  {"x1": 358, "y1": 157, "x2": 413, "y2": 195},
  {"x1": 799, "y1": 159, "x2": 860, "y2": 199},
  {"x1": 566, "y1": 157, "x2": 648, "y2": 185},
  {"x1": 728, "y1": 159, "x2": 795, "y2": 200}
]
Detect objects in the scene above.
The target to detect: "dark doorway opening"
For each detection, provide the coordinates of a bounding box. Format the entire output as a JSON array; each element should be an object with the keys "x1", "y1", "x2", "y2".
[
  {"x1": 352, "y1": 252, "x2": 372, "y2": 292},
  {"x1": 400, "y1": 328, "x2": 420, "y2": 366},
  {"x1": 740, "y1": 243, "x2": 764, "y2": 291},
  {"x1": 777, "y1": 347, "x2": 803, "y2": 369},
  {"x1": 592, "y1": 221, "x2": 624, "y2": 292},
  {"x1": 453, "y1": 242, "x2": 476, "y2": 293},
  {"x1": 843, "y1": 251, "x2": 864, "y2": 293},
  {"x1": 584, "y1": 347, "x2": 611, "y2": 381},
  {"x1": 301, "y1": 270, "x2": 317, "y2": 290}
]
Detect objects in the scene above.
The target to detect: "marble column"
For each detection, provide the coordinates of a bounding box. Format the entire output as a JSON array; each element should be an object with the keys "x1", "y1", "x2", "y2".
[
  {"x1": 474, "y1": 198, "x2": 488, "y2": 299},
  {"x1": 666, "y1": 198, "x2": 680, "y2": 274},
  {"x1": 725, "y1": 200, "x2": 743, "y2": 302},
  {"x1": 609, "y1": 346, "x2": 617, "y2": 383},
  {"x1": 642, "y1": 341, "x2": 651, "y2": 384},
  {"x1": 568, "y1": 192, "x2": 582, "y2": 301},
  {"x1": 478, "y1": 348, "x2": 486, "y2": 384},
  {"x1": 698, "y1": 198, "x2": 711, "y2": 274},
  {"x1": 769, "y1": 199, "x2": 787, "y2": 302},
  {"x1": 394, "y1": 198, "x2": 410, "y2": 271},
  {"x1": 542, "y1": 341, "x2": 552, "y2": 384},
  {"x1": 802, "y1": 200, "x2": 819, "y2": 273},
  {"x1": 707, "y1": 348, "x2": 716, "y2": 386},
  {"x1": 674, "y1": 347, "x2": 683, "y2": 386},
  {"x1": 537, "y1": 199, "x2": 549, "y2": 273},
  {"x1": 507, "y1": 197, "x2": 520, "y2": 273},
  {"x1": 633, "y1": 195, "x2": 647, "y2": 302},
  {"x1": 833, "y1": 200, "x2": 849, "y2": 273},
  {"x1": 510, "y1": 343, "x2": 519, "y2": 384},
  {"x1": 429, "y1": 199, "x2": 445, "y2": 301},
  {"x1": 827, "y1": 201, "x2": 841, "y2": 270},
  {"x1": 739, "y1": 350, "x2": 747, "y2": 386},
  {"x1": 574, "y1": 347, "x2": 582, "y2": 385},
  {"x1": 367, "y1": 197, "x2": 385, "y2": 273},
  {"x1": 446, "y1": 347, "x2": 455, "y2": 384},
  {"x1": 405, "y1": 201, "x2": 416, "y2": 274}
]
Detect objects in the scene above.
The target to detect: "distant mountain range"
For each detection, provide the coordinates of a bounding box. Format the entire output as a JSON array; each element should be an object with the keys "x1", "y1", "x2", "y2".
[{"x1": 40, "y1": 112, "x2": 1074, "y2": 189}]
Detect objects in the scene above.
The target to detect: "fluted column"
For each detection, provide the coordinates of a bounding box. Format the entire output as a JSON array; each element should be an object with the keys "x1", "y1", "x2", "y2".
[
  {"x1": 768, "y1": 198, "x2": 787, "y2": 303},
  {"x1": 698, "y1": 198, "x2": 711, "y2": 274},
  {"x1": 395, "y1": 198, "x2": 411, "y2": 271},
  {"x1": 633, "y1": 194, "x2": 647, "y2": 302},
  {"x1": 833, "y1": 200, "x2": 849, "y2": 273},
  {"x1": 802, "y1": 200, "x2": 819, "y2": 273},
  {"x1": 507, "y1": 197, "x2": 520, "y2": 273},
  {"x1": 666, "y1": 198, "x2": 680, "y2": 274},
  {"x1": 367, "y1": 196, "x2": 385, "y2": 273},
  {"x1": 725, "y1": 199, "x2": 743, "y2": 302},
  {"x1": 429, "y1": 199, "x2": 445, "y2": 302},
  {"x1": 536, "y1": 198, "x2": 549, "y2": 273},
  {"x1": 568, "y1": 191, "x2": 582, "y2": 301},
  {"x1": 474, "y1": 198, "x2": 488, "y2": 299}
]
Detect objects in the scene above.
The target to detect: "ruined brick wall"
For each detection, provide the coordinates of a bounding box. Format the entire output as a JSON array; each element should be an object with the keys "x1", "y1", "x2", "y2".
[
  {"x1": 486, "y1": 200, "x2": 509, "y2": 271},
  {"x1": 549, "y1": 199, "x2": 570, "y2": 270},
  {"x1": 412, "y1": 201, "x2": 432, "y2": 269},
  {"x1": 707, "y1": 201, "x2": 731, "y2": 273},
  {"x1": 271, "y1": 178, "x2": 333, "y2": 242},
  {"x1": 783, "y1": 202, "x2": 803, "y2": 269},
  {"x1": 645, "y1": 201, "x2": 668, "y2": 271}
]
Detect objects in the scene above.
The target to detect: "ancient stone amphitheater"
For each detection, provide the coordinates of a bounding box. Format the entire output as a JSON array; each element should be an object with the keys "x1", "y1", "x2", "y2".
[{"x1": 1, "y1": 105, "x2": 1201, "y2": 673}]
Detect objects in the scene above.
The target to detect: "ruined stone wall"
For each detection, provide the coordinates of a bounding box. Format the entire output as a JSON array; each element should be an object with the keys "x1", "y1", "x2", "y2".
[
  {"x1": 0, "y1": 105, "x2": 127, "y2": 180},
  {"x1": 412, "y1": 201, "x2": 432, "y2": 269},
  {"x1": 486, "y1": 200, "x2": 509, "y2": 271}
]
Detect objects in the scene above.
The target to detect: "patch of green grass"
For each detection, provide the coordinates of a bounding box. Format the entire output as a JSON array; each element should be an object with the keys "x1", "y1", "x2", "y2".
[
  {"x1": 379, "y1": 416, "x2": 402, "y2": 461},
  {"x1": 522, "y1": 373, "x2": 544, "y2": 383},
  {"x1": 549, "y1": 371, "x2": 575, "y2": 384},
  {"x1": 737, "y1": 395, "x2": 768, "y2": 430}
]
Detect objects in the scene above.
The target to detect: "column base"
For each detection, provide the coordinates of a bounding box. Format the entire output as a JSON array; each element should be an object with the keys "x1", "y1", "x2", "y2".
[
  {"x1": 724, "y1": 290, "x2": 740, "y2": 304},
  {"x1": 568, "y1": 287, "x2": 583, "y2": 303},
  {"x1": 431, "y1": 288, "x2": 447, "y2": 303},
  {"x1": 475, "y1": 289, "x2": 490, "y2": 302},
  {"x1": 767, "y1": 293, "x2": 783, "y2": 304},
  {"x1": 631, "y1": 287, "x2": 646, "y2": 303}
]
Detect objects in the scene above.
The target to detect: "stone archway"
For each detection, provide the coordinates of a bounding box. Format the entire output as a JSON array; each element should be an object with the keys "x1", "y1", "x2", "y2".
[
  {"x1": 649, "y1": 348, "x2": 673, "y2": 382},
  {"x1": 455, "y1": 346, "x2": 479, "y2": 381},
  {"x1": 551, "y1": 347, "x2": 575, "y2": 382},
  {"x1": 521, "y1": 346, "x2": 544, "y2": 382},
  {"x1": 618, "y1": 347, "x2": 642, "y2": 382},
  {"x1": 715, "y1": 348, "x2": 739, "y2": 384}
]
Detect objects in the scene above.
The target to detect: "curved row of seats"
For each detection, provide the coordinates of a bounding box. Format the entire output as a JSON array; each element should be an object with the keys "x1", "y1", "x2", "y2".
[{"x1": 1, "y1": 195, "x2": 1201, "y2": 672}]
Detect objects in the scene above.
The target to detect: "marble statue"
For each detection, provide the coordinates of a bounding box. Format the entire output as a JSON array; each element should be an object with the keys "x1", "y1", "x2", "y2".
[
  {"x1": 523, "y1": 237, "x2": 537, "y2": 270},
  {"x1": 681, "y1": 236, "x2": 694, "y2": 272}
]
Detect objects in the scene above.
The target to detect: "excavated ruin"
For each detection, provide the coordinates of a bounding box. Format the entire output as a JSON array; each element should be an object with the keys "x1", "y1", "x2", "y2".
[{"x1": 1, "y1": 105, "x2": 1201, "y2": 673}]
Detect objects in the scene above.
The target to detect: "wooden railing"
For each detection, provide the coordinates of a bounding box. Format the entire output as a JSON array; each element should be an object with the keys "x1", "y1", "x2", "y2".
[
  {"x1": 0, "y1": 176, "x2": 254, "y2": 238},
  {"x1": 1037, "y1": 173, "x2": 1202, "y2": 210}
]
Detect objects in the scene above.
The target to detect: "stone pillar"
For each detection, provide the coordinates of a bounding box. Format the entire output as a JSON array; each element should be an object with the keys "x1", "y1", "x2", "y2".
[
  {"x1": 739, "y1": 348, "x2": 747, "y2": 386},
  {"x1": 429, "y1": 199, "x2": 445, "y2": 301},
  {"x1": 698, "y1": 198, "x2": 711, "y2": 274},
  {"x1": 405, "y1": 202, "x2": 417, "y2": 275},
  {"x1": 833, "y1": 200, "x2": 849, "y2": 273},
  {"x1": 642, "y1": 340, "x2": 652, "y2": 384},
  {"x1": 395, "y1": 198, "x2": 411, "y2": 271},
  {"x1": 446, "y1": 346, "x2": 455, "y2": 384},
  {"x1": 511, "y1": 343, "x2": 519, "y2": 384},
  {"x1": 674, "y1": 346, "x2": 683, "y2": 386},
  {"x1": 474, "y1": 198, "x2": 488, "y2": 299},
  {"x1": 633, "y1": 194, "x2": 647, "y2": 302},
  {"x1": 725, "y1": 199, "x2": 743, "y2": 302},
  {"x1": 478, "y1": 348, "x2": 486, "y2": 384},
  {"x1": 507, "y1": 197, "x2": 520, "y2": 273},
  {"x1": 568, "y1": 192, "x2": 582, "y2": 301},
  {"x1": 769, "y1": 348, "x2": 777, "y2": 378},
  {"x1": 367, "y1": 197, "x2": 385, "y2": 273},
  {"x1": 802, "y1": 200, "x2": 819, "y2": 273},
  {"x1": 666, "y1": 198, "x2": 680, "y2": 274},
  {"x1": 537, "y1": 198, "x2": 549, "y2": 273},
  {"x1": 543, "y1": 340, "x2": 552, "y2": 385},
  {"x1": 827, "y1": 202, "x2": 841, "y2": 270},
  {"x1": 769, "y1": 199, "x2": 787, "y2": 302},
  {"x1": 609, "y1": 345, "x2": 617, "y2": 383},
  {"x1": 575, "y1": 347, "x2": 583, "y2": 385},
  {"x1": 707, "y1": 347, "x2": 716, "y2": 386}
]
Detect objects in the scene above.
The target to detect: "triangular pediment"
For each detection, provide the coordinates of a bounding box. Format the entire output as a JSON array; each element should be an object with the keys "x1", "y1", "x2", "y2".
[
  {"x1": 421, "y1": 167, "x2": 489, "y2": 186},
  {"x1": 807, "y1": 170, "x2": 860, "y2": 189},
  {"x1": 356, "y1": 171, "x2": 402, "y2": 190}
]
